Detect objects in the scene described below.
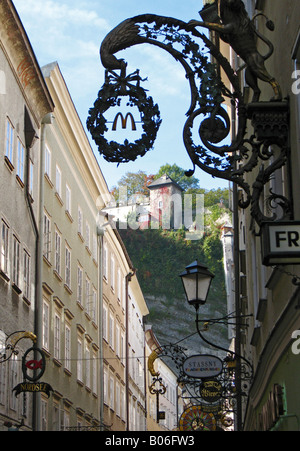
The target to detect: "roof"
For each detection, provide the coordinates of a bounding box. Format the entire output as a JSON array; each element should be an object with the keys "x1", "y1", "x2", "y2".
[{"x1": 148, "y1": 174, "x2": 183, "y2": 191}]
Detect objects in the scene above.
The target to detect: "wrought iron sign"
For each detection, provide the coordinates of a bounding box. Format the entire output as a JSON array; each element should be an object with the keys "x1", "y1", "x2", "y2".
[
  {"x1": 13, "y1": 346, "x2": 53, "y2": 399},
  {"x1": 147, "y1": 330, "x2": 252, "y2": 431},
  {"x1": 87, "y1": 0, "x2": 291, "y2": 227},
  {"x1": 0, "y1": 330, "x2": 36, "y2": 363}
]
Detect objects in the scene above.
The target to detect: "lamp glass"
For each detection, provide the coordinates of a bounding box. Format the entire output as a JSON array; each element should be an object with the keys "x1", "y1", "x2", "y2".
[{"x1": 180, "y1": 261, "x2": 214, "y2": 307}]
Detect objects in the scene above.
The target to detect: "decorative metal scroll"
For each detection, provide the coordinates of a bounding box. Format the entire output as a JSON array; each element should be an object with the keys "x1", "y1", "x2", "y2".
[
  {"x1": 149, "y1": 315, "x2": 253, "y2": 430},
  {"x1": 0, "y1": 330, "x2": 37, "y2": 363},
  {"x1": 88, "y1": 3, "x2": 291, "y2": 226}
]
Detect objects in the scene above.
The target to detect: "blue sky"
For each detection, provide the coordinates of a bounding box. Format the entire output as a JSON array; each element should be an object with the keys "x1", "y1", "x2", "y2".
[{"x1": 13, "y1": 0, "x2": 229, "y2": 191}]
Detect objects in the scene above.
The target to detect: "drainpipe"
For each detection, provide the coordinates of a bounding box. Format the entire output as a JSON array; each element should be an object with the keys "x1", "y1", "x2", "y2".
[
  {"x1": 33, "y1": 112, "x2": 53, "y2": 432},
  {"x1": 24, "y1": 108, "x2": 39, "y2": 432},
  {"x1": 97, "y1": 226, "x2": 105, "y2": 431},
  {"x1": 125, "y1": 271, "x2": 134, "y2": 431}
]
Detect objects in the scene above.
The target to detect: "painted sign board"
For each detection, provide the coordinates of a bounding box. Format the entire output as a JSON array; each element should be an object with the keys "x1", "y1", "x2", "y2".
[
  {"x1": 261, "y1": 221, "x2": 300, "y2": 265},
  {"x1": 183, "y1": 354, "x2": 223, "y2": 378}
]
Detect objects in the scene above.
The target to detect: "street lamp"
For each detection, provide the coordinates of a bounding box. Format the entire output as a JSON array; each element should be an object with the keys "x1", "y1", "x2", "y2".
[{"x1": 179, "y1": 260, "x2": 214, "y2": 310}]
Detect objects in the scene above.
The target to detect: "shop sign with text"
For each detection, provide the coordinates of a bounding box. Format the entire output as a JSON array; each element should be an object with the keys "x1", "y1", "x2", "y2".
[
  {"x1": 12, "y1": 346, "x2": 53, "y2": 398},
  {"x1": 261, "y1": 222, "x2": 300, "y2": 265},
  {"x1": 183, "y1": 354, "x2": 223, "y2": 378}
]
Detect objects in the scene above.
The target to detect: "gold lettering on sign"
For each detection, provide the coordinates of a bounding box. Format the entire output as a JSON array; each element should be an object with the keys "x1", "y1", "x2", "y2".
[{"x1": 112, "y1": 112, "x2": 137, "y2": 131}]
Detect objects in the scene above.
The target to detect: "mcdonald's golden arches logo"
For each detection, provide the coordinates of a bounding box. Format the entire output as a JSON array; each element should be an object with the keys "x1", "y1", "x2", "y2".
[{"x1": 112, "y1": 112, "x2": 137, "y2": 131}]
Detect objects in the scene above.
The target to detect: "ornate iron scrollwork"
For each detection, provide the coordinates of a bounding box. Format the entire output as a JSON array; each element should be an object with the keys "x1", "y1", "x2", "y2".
[
  {"x1": 0, "y1": 330, "x2": 37, "y2": 363},
  {"x1": 88, "y1": 1, "x2": 291, "y2": 226},
  {"x1": 149, "y1": 321, "x2": 253, "y2": 430}
]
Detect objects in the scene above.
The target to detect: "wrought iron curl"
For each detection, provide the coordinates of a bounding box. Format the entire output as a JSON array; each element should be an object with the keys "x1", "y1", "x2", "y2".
[{"x1": 90, "y1": 4, "x2": 291, "y2": 226}]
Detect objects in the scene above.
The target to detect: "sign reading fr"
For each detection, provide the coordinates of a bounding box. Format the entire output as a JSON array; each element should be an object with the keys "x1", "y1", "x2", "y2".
[{"x1": 261, "y1": 222, "x2": 300, "y2": 265}]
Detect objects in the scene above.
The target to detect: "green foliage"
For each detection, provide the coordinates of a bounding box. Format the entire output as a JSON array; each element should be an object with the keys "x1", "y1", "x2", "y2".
[
  {"x1": 155, "y1": 163, "x2": 200, "y2": 191},
  {"x1": 119, "y1": 225, "x2": 226, "y2": 305}
]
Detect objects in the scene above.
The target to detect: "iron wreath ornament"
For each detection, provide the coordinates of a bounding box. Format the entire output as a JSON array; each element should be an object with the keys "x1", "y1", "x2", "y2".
[{"x1": 87, "y1": 0, "x2": 291, "y2": 226}]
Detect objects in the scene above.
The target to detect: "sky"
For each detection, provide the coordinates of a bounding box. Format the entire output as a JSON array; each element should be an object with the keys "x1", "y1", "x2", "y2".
[{"x1": 13, "y1": 0, "x2": 229, "y2": 191}]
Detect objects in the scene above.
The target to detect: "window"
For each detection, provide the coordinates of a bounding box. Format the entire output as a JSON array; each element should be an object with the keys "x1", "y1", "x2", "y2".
[
  {"x1": 5, "y1": 118, "x2": 14, "y2": 163},
  {"x1": 77, "y1": 266, "x2": 83, "y2": 305},
  {"x1": 78, "y1": 207, "x2": 83, "y2": 236},
  {"x1": 23, "y1": 251, "x2": 30, "y2": 300},
  {"x1": 85, "y1": 277, "x2": 90, "y2": 315},
  {"x1": 66, "y1": 184, "x2": 71, "y2": 214},
  {"x1": 0, "y1": 357, "x2": 6, "y2": 405},
  {"x1": 92, "y1": 288, "x2": 97, "y2": 323},
  {"x1": 28, "y1": 160, "x2": 34, "y2": 197},
  {"x1": 121, "y1": 332, "x2": 125, "y2": 364},
  {"x1": 65, "y1": 325, "x2": 71, "y2": 372},
  {"x1": 42, "y1": 299, "x2": 50, "y2": 350},
  {"x1": 92, "y1": 354, "x2": 97, "y2": 395},
  {"x1": 10, "y1": 354, "x2": 18, "y2": 411},
  {"x1": 85, "y1": 346, "x2": 90, "y2": 389},
  {"x1": 109, "y1": 313, "x2": 114, "y2": 350},
  {"x1": 45, "y1": 146, "x2": 51, "y2": 178},
  {"x1": 77, "y1": 338, "x2": 83, "y2": 382},
  {"x1": 116, "y1": 382, "x2": 121, "y2": 417},
  {"x1": 110, "y1": 254, "x2": 115, "y2": 290},
  {"x1": 61, "y1": 409, "x2": 70, "y2": 431},
  {"x1": 109, "y1": 376, "x2": 114, "y2": 410},
  {"x1": 115, "y1": 323, "x2": 120, "y2": 357},
  {"x1": 121, "y1": 387, "x2": 125, "y2": 420},
  {"x1": 103, "y1": 368, "x2": 108, "y2": 405},
  {"x1": 86, "y1": 222, "x2": 90, "y2": 249},
  {"x1": 54, "y1": 313, "x2": 61, "y2": 360},
  {"x1": 17, "y1": 139, "x2": 25, "y2": 183},
  {"x1": 55, "y1": 165, "x2": 62, "y2": 198},
  {"x1": 54, "y1": 230, "x2": 61, "y2": 275},
  {"x1": 103, "y1": 304, "x2": 108, "y2": 341},
  {"x1": 12, "y1": 235, "x2": 20, "y2": 288},
  {"x1": 92, "y1": 234, "x2": 97, "y2": 262},
  {"x1": 43, "y1": 213, "x2": 51, "y2": 261},
  {"x1": 0, "y1": 220, "x2": 9, "y2": 275},
  {"x1": 53, "y1": 402, "x2": 60, "y2": 431},
  {"x1": 117, "y1": 268, "x2": 121, "y2": 301},
  {"x1": 65, "y1": 245, "x2": 71, "y2": 288},
  {"x1": 41, "y1": 398, "x2": 48, "y2": 431},
  {"x1": 103, "y1": 244, "x2": 108, "y2": 280}
]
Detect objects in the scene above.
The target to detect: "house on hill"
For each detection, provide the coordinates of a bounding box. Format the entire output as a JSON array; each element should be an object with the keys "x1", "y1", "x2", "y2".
[{"x1": 104, "y1": 174, "x2": 184, "y2": 231}]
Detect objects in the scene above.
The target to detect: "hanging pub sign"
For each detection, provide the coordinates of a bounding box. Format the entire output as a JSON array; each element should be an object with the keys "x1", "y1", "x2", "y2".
[
  {"x1": 261, "y1": 221, "x2": 300, "y2": 266},
  {"x1": 13, "y1": 346, "x2": 53, "y2": 399},
  {"x1": 183, "y1": 354, "x2": 223, "y2": 379}
]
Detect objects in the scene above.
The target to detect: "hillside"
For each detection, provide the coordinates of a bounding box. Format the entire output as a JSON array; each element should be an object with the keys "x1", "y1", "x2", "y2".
[{"x1": 119, "y1": 218, "x2": 230, "y2": 359}]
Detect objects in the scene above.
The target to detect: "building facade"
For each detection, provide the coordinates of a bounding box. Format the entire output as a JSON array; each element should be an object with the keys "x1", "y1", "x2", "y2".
[
  {"x1": 39, "y1": 61, "x2": 108, "y2": 431},
  {"x1": 145, "y1": 326, "x2": 183, "y2": 431},
  {"x1": 234, "y1": 0, "x2": 300, "y2": 431},
  {"x1": 0, "y1": 0, "x2": 54, "y2": 431},
  {"x1": 127, "y1": 274, "x2": 149, "y2": 431}
]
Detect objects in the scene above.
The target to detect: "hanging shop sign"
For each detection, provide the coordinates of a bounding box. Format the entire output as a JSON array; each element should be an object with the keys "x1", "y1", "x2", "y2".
[
  {"x1": 13, "y1": 346, "x2": 53, "y2": 399},
  {"x1": 179, "y1": 406, "x2": 216, "y2": 431},
  {"x1": 22, "y1": 346, "x2": 46, "y2": 381},
  {"x1": 13, "y1": 381, "x2": 53, "y2": 398},
  {"x1": 200, "y1": 379, "x2": 223, "y2": 403},
  {"x1": 261, "y1": 221, "x2": 300, "y2": 265},
  {"x1": 183, "y1": 354, "x2": 223, "y2": 379}
]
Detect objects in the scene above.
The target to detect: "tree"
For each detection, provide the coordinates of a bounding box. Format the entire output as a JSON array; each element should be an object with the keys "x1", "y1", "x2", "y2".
[
  {"x1": 155, "y1": 163, "x2": 200, "y2": 191},
  {"x1": 111, "y1": 170, "x2": 155, "y2": 203}
]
